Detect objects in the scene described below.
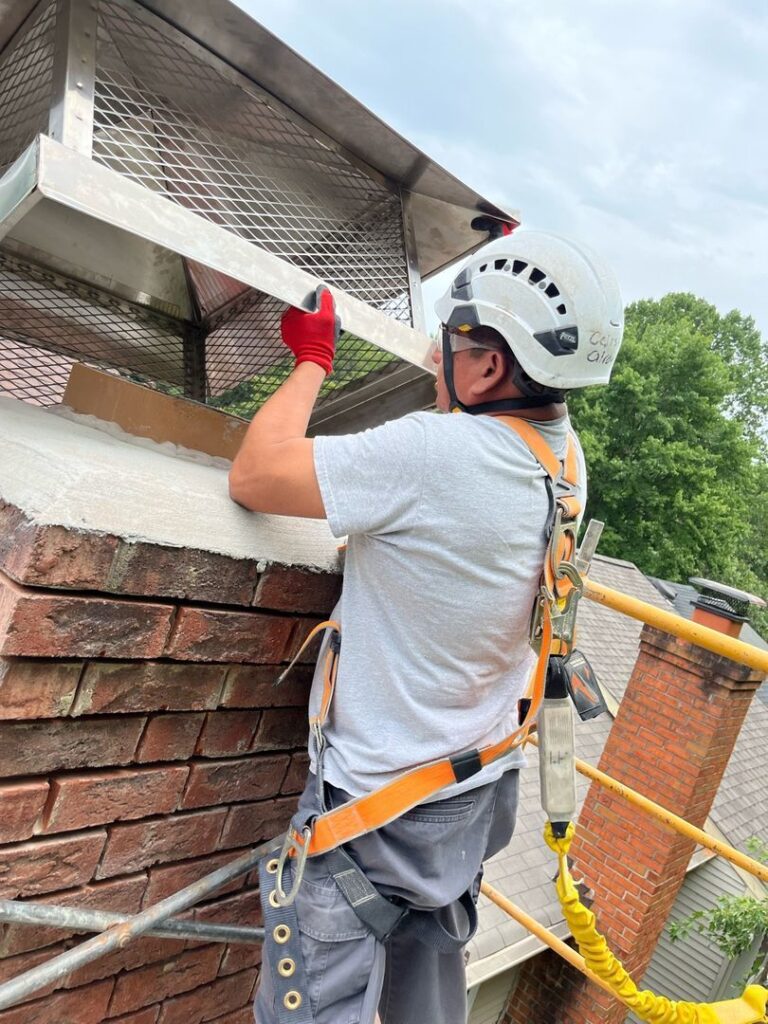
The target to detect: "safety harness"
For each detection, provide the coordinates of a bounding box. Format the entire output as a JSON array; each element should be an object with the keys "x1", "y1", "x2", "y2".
[{"x1": 273, "y1": 416, "x2": 584, "y2": 902}]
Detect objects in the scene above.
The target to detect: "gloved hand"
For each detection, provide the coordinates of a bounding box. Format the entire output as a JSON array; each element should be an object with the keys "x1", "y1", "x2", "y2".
[{"x1": 280, "y1": 285, "x2": 341, "y2": 375}]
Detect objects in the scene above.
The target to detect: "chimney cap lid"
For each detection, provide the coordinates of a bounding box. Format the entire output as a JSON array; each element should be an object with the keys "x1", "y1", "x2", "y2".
[{"x1": 688, "y1": 581, "x2": 765, "y2": 610}]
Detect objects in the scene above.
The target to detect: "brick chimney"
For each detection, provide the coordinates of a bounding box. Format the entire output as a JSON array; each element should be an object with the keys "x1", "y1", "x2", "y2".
[
  {"x1": 0, "y1": 397, "x2": 342, "y2": 1022},
  {"x1": 503, "y1": 585, "x2": 765, "y2": 1024}
]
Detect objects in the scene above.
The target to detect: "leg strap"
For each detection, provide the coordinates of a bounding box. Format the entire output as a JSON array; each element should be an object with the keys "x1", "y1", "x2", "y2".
[
  {"x1": 259, "y1": 855, "x2": 314, "y2": 1023},
  {"x1": 406, "y1": 890, "x2": 478, "y2": 953},
  {"x1": 324, "y1": 847, "x2": 408, "y2": 944}
]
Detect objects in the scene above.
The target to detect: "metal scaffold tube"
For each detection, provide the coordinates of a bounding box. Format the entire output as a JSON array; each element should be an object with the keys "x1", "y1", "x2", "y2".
[
  {"x1": 583, "y1": 579, "x2": 768, "y2": 675},
  {"x1": 526, "y1": 735, "x2": 768, "y2": 884},
  {"x1": 0, "y1": 837, "x2": 281, "y2": 1011},
  {"x1": 0, "y1": 900, "x2": 265, "y2": 945}
]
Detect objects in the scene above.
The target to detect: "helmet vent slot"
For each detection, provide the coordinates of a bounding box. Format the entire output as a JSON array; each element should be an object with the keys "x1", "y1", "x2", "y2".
[
  {"x1": 545, "y1": 283, "x2": 560, "y2": 298},
  {"x1": 511, "y1": 260, "x2": 527, "y2": 276},
  {"x1": 528, "y1": 267, "x2": 546, "y2": 285},
  {"x1": 479, "y1": 264, "x2": 488, "y2": 272},
  {"x1": 557, "y1": 303, "x2": 567, "y2": 315},
  {"x1": 494, "y1": 259, "x2": 508, "y2": 271}
]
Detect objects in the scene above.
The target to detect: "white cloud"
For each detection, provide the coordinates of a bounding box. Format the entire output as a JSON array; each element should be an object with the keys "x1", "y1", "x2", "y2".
[{"x1": 236, "y1": 0, "x2": 768, "y2": 333}]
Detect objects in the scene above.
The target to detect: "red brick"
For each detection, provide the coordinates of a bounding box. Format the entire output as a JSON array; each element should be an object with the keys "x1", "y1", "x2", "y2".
[
  {"x1": 284, "y1": 618, "x2": 325, "y2": 664},
  {"x1": 142, "y1": 850, "x2": 249, "y2": 907},
  {"x1": 206, "y1": 1008, "x2": 255, "y2": 1024},
  {"x1": 0, "y1": 502, "x2": 118, "y2": 590},
  {"x1": 193, "y1": 892, "x2": 264, "y2": 933},
  {"x1": 0, "y1": 978, "x2": 114, "y2": 1024},
  {"x1": 109, "y1": 946, "x2": 222, "y2": 1016},
  {"x1": 135, "y1": 714, "x2": 205, "y2": 763},
  {"x1": 0, "y1": 503, "x2": 260, "y2": 605},
  {"x1": 40, "y1": 766, "x2": 189, "y2": 834},
  {"x1": 164, "y1": 608, "x2": 294, "y2": 664},
  {"x1": 253, "y1": 564, "x2": 341, "y2": 614},
  {"x1": 0, "y1": 830, "x2": 106, "y2": 898},
  {"x1": 281, "y1": 752, "x2": 310, "y2": 796},
  {"x1": 219, "y1": 799, "x2": 296, "y2": 850},
  {"x1": 181, "y1": 756, "x2": 289, "y2": 810},
  {"x1": 65, "y1": 934, "x2": 187, "y2": 990},
  {"x1": 0, "y1": 718, "x2": 145, "y2": 777},
  {"x1": 0, "y1": 873, "x2": 147, "y2": 957},
  {"x1": 97, "y1": 808, "x2": 227, "y2": 878},
  {"x1": 108, "y1": 1008, "x2": 160, "y2": 1024},
  {"x1": 105, "y1": 541, "x2": 259, "y2": 605},
  {"x1": 0, "y1": 658, "x2": 82, "y2": 718},
  {"x1": 251, "y1": 708, "x2": 307, "y2": 751},
  {"x1": 196, "y1": 711, "x2": 260, "y2": 757},
  {"x1": 0, "y1": 574, "x2": 174, "y2": 659},
  {"x1": 0, "y1": 781, "x2": 49, "y2": 843},
  {"x1": 218, "y1": 942, "x2": 261, "y2": 977},
  {"x1": 157, "y1": 968, "x2": 257, "y2": 1024},
  {"x1": 192, "y1": 889, "x2": 261, "y2": 929},
  {"x1": 72, "y1": 662, "x2": 226, "y2": 716},
  {"x1": 0, "y1": 943, "x2": 65, "y2": 995},
  {"x1": 220, "y1": 663, "x2": 312, "y2": 709}
]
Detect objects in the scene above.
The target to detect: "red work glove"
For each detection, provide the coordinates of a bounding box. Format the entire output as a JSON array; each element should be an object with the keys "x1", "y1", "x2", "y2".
[{"x1": 280, "y1": 285, "x2": 341, "y2": 375}]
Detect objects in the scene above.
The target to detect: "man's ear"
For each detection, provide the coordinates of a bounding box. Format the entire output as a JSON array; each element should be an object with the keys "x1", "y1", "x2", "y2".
[{"x1": 468, "y1": 351, "x2": 507, "y2": 397}]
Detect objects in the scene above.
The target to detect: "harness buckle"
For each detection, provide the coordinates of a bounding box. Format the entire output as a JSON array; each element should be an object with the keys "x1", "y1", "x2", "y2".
[{"x1": 275, "y1": 825, "x2": 312, "y2": 908}]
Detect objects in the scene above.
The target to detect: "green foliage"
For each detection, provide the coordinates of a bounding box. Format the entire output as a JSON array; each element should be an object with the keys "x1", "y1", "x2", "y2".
[
  {"x1": 668, "y1": 836, "x2": 767, "y2": 986},
  {"x1": 568, "y1": 293, "x2": 768, "y2": 636},
  {"x1": 208, "y1": 335, "x2": 396, "y2": 420},
  {"x1": 669, "y1": 894, "x2": 768, "y2": 960}
]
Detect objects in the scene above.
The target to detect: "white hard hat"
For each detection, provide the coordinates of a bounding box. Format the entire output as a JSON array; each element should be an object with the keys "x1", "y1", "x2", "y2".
[{"x1": 434, "y1": 230, "x2": 624, "y2": 390}]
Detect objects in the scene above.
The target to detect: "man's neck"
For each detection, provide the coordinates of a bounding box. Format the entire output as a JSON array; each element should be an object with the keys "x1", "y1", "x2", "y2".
[{"x1": 488, "y1": 403, "x2": 566, "y2": 422}]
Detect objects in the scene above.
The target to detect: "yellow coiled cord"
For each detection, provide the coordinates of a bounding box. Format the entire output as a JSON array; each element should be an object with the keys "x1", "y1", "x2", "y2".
[{"x1": 544, "y1": 823, "x2": 768, "y2": 1024}]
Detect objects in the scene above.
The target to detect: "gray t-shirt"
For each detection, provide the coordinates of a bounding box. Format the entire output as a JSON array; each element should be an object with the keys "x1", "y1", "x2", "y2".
[{"x1": 310, "y1": 411, "x2": 586, "y2": 799}]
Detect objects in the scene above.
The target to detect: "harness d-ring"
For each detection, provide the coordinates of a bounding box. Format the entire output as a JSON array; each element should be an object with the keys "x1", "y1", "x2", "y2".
[{"x1": 274, "y1": 826, "x2": 312, "y2": 907}]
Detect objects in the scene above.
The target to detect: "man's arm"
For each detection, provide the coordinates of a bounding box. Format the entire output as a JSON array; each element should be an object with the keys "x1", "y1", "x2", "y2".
[
  {"x1": 228, "y1": 287, "x2": 338, "y2": 518},
  {"x1": 228, "y1": 363, "x2": 326, "y2": 517}
]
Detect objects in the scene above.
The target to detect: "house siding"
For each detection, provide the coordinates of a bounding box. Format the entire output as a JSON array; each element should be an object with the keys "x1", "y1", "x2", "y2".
[{"x1": 627, "y1": 856, "x2": 752, "y2": 1020}]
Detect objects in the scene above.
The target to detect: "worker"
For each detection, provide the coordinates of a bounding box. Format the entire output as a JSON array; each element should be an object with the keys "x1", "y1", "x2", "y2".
[{"x1": 228, "y1": 229, "x2": 624, "y2": 1024}]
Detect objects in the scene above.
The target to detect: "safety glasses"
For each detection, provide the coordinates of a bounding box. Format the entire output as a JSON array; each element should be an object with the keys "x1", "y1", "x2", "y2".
[{"x1": 436, "y1": 328, "x2": 502, "y2": 355}]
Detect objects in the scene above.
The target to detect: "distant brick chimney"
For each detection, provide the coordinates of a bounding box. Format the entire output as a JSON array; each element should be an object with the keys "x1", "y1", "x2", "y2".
[{"x1": 504, "y1": 592, "x2": 765, "y2": 1024}]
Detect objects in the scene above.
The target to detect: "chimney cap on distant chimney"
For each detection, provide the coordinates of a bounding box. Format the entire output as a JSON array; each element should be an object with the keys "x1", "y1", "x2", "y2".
[{"x1": 689, "y1": 577, "x2": 766, "y2": 624}]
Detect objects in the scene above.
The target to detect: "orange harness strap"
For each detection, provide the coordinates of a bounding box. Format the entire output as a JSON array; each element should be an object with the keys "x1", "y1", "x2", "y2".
[{"x1": 291, "y1": 421, "x2": 581, "y2": 859}]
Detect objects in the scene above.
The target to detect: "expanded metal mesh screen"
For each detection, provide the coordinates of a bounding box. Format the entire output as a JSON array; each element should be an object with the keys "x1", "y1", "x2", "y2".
[
  {"x1": 0, "y1": 252, "x2": 187, "y2": 404},
  {"x1": 0, "y1": 253, "x2": 401, "y2": 417},
  {"x1": 92, "y1": 0, "x2": 413, "y2": 316},
  {"x1": 0, "y1": 0, "x2": 416, "y2": 418},
  {"x1": 0, "y1": 0, "x2": 56, "y2": 173}
]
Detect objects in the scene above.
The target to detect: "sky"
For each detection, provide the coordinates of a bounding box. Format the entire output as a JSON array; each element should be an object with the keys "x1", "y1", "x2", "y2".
[{"x1": 236, "y1": 0, "x2": 767, "y2": 338}]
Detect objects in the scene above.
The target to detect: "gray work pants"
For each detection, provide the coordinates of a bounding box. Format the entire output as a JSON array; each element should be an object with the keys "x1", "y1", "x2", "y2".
[{"x1": 253, "y1": 768, "x2": 520, "y2": 1024}]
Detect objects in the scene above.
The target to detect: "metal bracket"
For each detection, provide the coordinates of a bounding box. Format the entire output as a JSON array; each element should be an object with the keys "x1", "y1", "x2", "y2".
[{"x1": 48, "y1": 0, "x2": 98, "y2": 156}]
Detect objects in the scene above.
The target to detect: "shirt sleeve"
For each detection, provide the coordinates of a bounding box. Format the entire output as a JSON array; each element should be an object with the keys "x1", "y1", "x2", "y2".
[{"x1": 313, "y1": 413, "x2": 427, "y2": 538}]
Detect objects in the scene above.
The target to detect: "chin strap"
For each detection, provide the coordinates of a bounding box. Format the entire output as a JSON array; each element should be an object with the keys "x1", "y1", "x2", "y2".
[{"x1": 441, "y1": 333, "x2": 560, "y2": 415}]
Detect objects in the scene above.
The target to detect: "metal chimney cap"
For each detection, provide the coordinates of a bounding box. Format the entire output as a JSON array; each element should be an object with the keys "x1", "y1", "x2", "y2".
[{"x1": 689, "y1": 577, "x2": 766, "y2": 623}]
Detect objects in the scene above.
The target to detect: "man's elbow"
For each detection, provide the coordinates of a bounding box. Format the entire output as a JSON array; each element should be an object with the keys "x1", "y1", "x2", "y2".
[{"x1": 228, "y1": 463, "x2": 262, "y2": 511}]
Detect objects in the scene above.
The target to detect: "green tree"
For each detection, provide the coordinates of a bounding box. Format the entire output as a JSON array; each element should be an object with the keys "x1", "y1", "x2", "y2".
[
  {"x1": 669, "y1": 837, "x2": 768, "y2": 987},
  {"x1": 568, "y1": 294, "x2": 768, "y2": 632}
]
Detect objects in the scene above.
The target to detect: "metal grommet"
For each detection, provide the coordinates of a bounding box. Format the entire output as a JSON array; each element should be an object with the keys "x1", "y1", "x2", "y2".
[
  {"x1": 266, "y1": 858, "x2": 279, "y2": 874},
  {"x1": 278, "y1": 957, "x2": 296, "y2": 977},
  {"x1": 268, "y1": 890, "x2": 281, "y2": 908},
  {"x1": 284, "y1": 991, "x2": 302, "y2": 1011},
  {"x1": 273, "y1": 924, "x2": 291, "y2": 944}
]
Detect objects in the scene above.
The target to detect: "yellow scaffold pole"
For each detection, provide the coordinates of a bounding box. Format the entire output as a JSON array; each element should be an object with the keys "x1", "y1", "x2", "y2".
[
  {"x1": 525, "y1": 736, "x2": 768, "y2": 885},
  {"x1": 583, "y1": 580, "x2": 768, "y2": 676},
  {"x1": 479, "y1": 880, "x2": 632, "y2": 1006}
]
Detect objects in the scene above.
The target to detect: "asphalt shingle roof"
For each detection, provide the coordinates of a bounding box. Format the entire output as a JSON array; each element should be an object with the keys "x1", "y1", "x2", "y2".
[{"x1": 468, "y1": 554, "x2": 768, "y2": 968}]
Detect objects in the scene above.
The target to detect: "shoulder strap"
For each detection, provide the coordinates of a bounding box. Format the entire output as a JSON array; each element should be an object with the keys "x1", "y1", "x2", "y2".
[{"x1": 497, "y1": 416, "x2": 562, "y2": 481}]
